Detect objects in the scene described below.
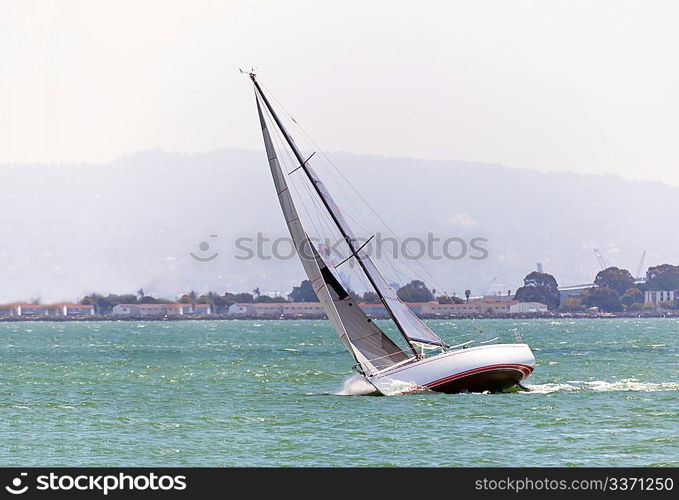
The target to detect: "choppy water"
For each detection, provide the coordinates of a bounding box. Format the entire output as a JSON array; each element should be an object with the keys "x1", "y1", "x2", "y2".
[{"x1": 0, "y1": 318, "x2": 677, "y2": 466}]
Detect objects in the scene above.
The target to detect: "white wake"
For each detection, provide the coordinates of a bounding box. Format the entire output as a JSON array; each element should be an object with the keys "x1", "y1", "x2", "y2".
[
  {"x1": 523, "y1": 378, "x2": 679, "y2": 394},
  {"x1": 335, "y1": 375, "x2": 428, "y2": 396}
]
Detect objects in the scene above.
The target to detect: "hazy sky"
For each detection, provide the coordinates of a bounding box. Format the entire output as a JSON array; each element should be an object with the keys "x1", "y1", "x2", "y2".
[{"x1": 2, "y1": 0, "x2": 678, "y2": 185}]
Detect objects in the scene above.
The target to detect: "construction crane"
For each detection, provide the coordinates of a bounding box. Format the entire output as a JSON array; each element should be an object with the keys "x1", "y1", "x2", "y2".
[
  {"x1": 593, "y1": 248, "x2": 609, "y2": 271},
  {"x1": 635, "y1": 250, "x2": 646, "y2": 281},
  {"x1": 483, "y1": 276, "x2": 498, "y2": 295}
]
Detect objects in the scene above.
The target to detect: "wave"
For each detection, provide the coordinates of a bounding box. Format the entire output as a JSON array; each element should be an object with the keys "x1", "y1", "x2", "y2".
[
  {"x1": 335, "y1": 375, "x2": 428, "y2": 396},
  {"x1": 336, "y1": 375, "x2": 678, "y2": 396},
  {"x1": 335, "y1": 375, "x2": 379, "y2": 396},
  {"x1": 524, "y1": 378, "x2": 679, "y2": 394}
]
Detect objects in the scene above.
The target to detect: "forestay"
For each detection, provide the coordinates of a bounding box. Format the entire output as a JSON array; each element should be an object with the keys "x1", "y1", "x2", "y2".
[{"x1": 256, "y1": 96, "x2": 411, "y2": 375}]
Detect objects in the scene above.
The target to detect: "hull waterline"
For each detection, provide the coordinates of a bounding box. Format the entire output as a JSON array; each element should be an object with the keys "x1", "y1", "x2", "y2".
[{"x1": 370, "y1": 343, "x2": 536, "y2": 395}]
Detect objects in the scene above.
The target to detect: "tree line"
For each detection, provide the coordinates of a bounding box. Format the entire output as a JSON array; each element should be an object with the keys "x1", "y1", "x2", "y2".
[
  {"x1": 515, "y1": 264, "x2": 679, "y2": 313},
  {"x1": 77, "y1": 263, "x2": 679, "y2": 315},
  {"x1": 77, "y1": 279, "x2": 461, "y2": 314}
]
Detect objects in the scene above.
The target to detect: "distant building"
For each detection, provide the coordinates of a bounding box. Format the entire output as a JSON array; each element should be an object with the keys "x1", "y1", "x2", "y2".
[
  {"x1": 509, "y1": 302, "x2": 548, "y2": 313},
  {"x1": 0, "y1": 304, "x2": 19, "y2": 316},
  {"x1": 176, "y1": 303, "x2": 194, "y2": 314},
  {"x1": 644, "y1": 290, "x2": 676, "y2": 307},
  {"x1": 227, "y1": 302, "x2": 325, "y2": 316},
  {"x1": 59, "y1": 304, "x2": 95, "y2": 316},
  {"x1": 15, "y1": 304, "x2": 54, "y2": 316},
  {"x1": 192, "y1": 303, "x2": 212, "y2": 315},
  {"x1": 111, "y1": 304, "x2": 134, "y2": 316},
  {"x1": 111, "y1": 303, "x2": 190, "y2": 317},
  {"x1": 419, "y1": 299, "x2": 547, "y2": 315},
  {"x1": 279, "y1": 302, "x2": 325, "y2": 315},
  {"x1": 164, "y1": 303, "x2": 186, "y2": 316},
  {"x1": 0, "y1": 303, "x2": 94, "y2": 316},
  {"x1": 420, "y1": 300, "x2": 518, "y2": 315},
  {"x1": 227, "y1": 303, "x2": 259, "y2": 315}
]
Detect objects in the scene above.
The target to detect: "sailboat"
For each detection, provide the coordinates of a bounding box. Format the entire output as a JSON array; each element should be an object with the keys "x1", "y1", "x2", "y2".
[{"x1": 247, "y1": 72, "x2": 536, "y2": 395}]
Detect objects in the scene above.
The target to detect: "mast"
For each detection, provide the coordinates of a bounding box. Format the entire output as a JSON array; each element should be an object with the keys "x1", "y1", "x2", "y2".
[
  {"x1": 250, "y1": 73, "x2": 421, "y2": 358},
  {"x1": 254, "y1": 84, "x2": 411, "y2": 376}
]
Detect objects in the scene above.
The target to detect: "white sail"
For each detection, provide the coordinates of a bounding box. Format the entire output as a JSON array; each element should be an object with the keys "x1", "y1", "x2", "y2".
[
  {"x1": 304, "y1": 162, "x2": 447, "y2": 348},
  {"x1": 256, "y1": 96, "x2": 410, "y2": 375},
  {"x1": 252, "y1": 77, "x2": 445, "y2": 349}
]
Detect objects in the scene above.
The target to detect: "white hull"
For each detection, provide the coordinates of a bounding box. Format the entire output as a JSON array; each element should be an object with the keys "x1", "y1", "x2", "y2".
[{"x1": 370, "y1": 343, "x2": 536, "y2": 394}]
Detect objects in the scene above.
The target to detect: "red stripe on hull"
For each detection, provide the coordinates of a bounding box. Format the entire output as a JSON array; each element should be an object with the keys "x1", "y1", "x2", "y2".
[{"x1": 424, "y1": 363, "x2": 534, "y2": 390}]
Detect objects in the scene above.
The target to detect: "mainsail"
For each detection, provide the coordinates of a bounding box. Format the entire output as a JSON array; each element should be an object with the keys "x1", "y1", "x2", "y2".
[
  {"x1": 251, "y1": 74, "x2": 447, "y2": 351},
  {"x1": 256, "y1": 95, "x2": 411, "y2": 375}
]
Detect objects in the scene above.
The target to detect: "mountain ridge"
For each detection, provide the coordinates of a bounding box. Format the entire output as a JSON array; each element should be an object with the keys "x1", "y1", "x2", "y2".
[{"x1": 0, "y1": 149, "x2": 675, "y2": 302}]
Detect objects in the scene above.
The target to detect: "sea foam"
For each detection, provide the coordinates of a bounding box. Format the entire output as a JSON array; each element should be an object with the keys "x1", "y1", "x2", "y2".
[
  {"x1": 524, "y1": 378, "x2": 679, "y2": 394},
  {"x1": 336, "y1": 375, "x2": 379, "y2": 396},
  {"x1": 335, "y1": 375, "x2": 427, "y2": 396}
]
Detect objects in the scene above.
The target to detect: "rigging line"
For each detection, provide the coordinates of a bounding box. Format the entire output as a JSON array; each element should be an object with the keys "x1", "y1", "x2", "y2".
[
  {"x1": 283, "y1": 144, "x2": 325, "y2": 241},
  {"x1": 259, "y1": 81, "x2": 377, "y2": 235},
  {"x1": 346, "y1": 266, "x2": 409, "y2": 351},
  {"x1": 276, "y1": 124, "x2": 353, "y2": 288},
  {"x1": 286, "y1": 144, "x2": 427, "y2": 290},
  {"x1": 265, "y1": 98, "x2": 394, "y2": 339},
  {"x1": 263, "y1": 102, "x2": 328, "y2": 255},
  {"x1": 259, "y1": 80, "x2": 449, "y2": 295},
  {"x1": 328, "y1": 200, "x2": 429, "y2": 289},
  {"x1": 298, "y1": 165, "x2": 415, "y2": 289},
  {"x1": 304, "y1": 185, "x2": 377, "y2": 297},
  {"x1": 289, "y1": 146, "x2": 428, "y2": 288},
  {"x1": 260, "y1": 87, "x2": 454, "y2": 347},
  {"x1": 300, "y1": 173, "x2": 418, "y2": 299},
  {"x1": 324, "y1": 153, "x2": 449, "y2": 294},
  {"x1": 275, "y1": 142, "x2": 374, "y2": 285},
  {"x1": 293, "y1": 153, "x2": 347, "y2": 265},
  {"x1": 288, "y1": 153, "x2": 367, "y2": 295},
  {"x1": 313, "y1": 194, "x2": 481, "y2": 336},
  {"x1": 270, "y1": 110, "x2": 340, "y2": 255},
  {"x1": 327, "y1": 195, "x2": 425, "y2": 287},
  {"x1": 295, "y1": 157, "x2": 337, "y2": 237},
  {"x1": 301, "y1": 167, "x2": 400, "y2": 282},
  {"x1": 258, "y1": 81, "x2": 433, "y2": 292},
  {"x1": 255, "y1": 76, "x2": 444, "y2": 354},
  {"x1": 320, "y1": 187, "x2": 375, "y2": 238},
  {"x1": 268, "y1": 113, "x2": 385, "y2": 317},
  {"x1": 310, "y1": 161, "x2": 446, "y2": 293}
]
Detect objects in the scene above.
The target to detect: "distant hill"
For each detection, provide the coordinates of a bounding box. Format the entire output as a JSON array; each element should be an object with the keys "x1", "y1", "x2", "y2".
[{"x1": 1, "y1": 149, "x2": 676, "y2": 303}]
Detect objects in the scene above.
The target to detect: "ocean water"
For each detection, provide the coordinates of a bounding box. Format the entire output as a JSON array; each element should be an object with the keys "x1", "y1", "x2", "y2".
[{"x1": 0, "y1": 318, "x2": 676, "y2": 467}]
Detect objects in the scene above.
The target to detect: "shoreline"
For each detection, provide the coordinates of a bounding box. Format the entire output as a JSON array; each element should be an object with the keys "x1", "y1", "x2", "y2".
[{"x1": 1, "y1": 311, "x2": 678, "y2": 322}]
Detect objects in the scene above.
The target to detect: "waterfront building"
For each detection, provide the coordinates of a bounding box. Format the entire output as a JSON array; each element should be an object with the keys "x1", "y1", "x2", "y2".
[
  {"x1": 508, "y1": 302, "x2": 548, "y2": 313},
  {"x1": 227, "y1": 302, "x2": 325, "y2": 316},
  {"x1": 224, "y1": 299, "x2": 548, "y2": 318},
  {"x1": 644, "y1": 290, "x2": 677, "y2": 307},
  {"x1": 15, "y1": 304, "x2": 55, "y2": 316},
  {"x1": 111, "y1": 303, "x2": 191, "y2": 317},
  {"x1": 59, "y1": 304, "x2": 95, "y2": 316},
  {"x1": 192, "y1": 303, "x2": 212, "y2": 315}
]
